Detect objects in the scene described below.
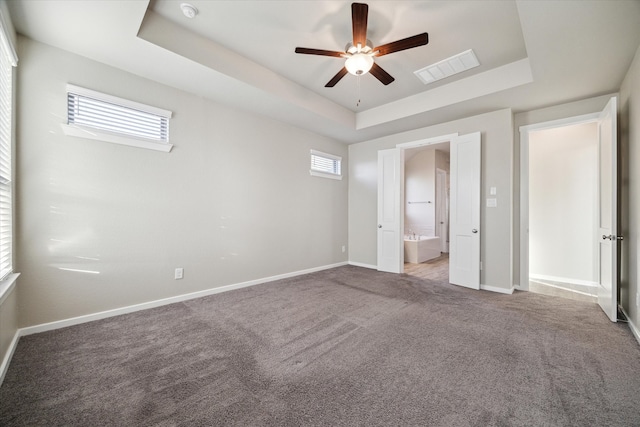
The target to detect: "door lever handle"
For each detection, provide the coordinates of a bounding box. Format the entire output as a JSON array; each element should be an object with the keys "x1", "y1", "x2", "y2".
[
  {"x1": 472, "y1": 229, "x2": 478, "y2": 234},
  {"x1": 602, "y1": 234, "x2": 622, "y2": 240}
]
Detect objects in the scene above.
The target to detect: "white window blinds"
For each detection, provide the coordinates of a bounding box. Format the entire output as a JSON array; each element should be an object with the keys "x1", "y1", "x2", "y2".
[
  {"x1": 0, "y1": 16, "x2": 16, "y2": 280},
  {"x1": 67, "y1": 85, "x2": 171, "y2": 143},
  {"x1": 310, "y1": 149, "x2": 342, "y2": 180}
]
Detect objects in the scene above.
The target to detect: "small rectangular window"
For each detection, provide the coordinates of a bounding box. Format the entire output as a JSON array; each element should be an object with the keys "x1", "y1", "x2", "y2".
[
  {"x1": 310, "y1": 149, "x2": 342, "y2": 180},
  {"x1": 63, "y1": 85, "x2": 173, "y2": 152}
]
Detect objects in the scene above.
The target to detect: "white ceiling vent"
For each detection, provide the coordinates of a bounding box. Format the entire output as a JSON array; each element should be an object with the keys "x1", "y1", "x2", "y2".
[{"x1": 414, "y1": 49, "x2": 480, "y2": 85}]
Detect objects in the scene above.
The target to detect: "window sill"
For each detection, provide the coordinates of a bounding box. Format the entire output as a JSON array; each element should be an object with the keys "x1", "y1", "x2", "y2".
[
  {"x1": 0, "y1": 273, "x2": 19, "y2": 307},
  {"x1": 310, "y1": 170, "x2": 343, "y2": 180},
  {"x1": 61, "y1": 124, "x2": 173, "y2": 153}
]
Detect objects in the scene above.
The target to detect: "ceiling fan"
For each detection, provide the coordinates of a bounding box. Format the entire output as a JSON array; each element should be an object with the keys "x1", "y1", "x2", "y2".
[{"x1": 295, "y1": 2, "x2": 429, "y2": 87}]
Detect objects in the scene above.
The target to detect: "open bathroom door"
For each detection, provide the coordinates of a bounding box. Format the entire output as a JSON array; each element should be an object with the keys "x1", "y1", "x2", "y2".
[
  {"x1": 377, "y1": 148, "x2": 403, "y2": 273},
  {"x1": 449, "y1": 132, "x2": 481, "y2": 290},
  {"x1": 597, "y1": 97, "x2": 618, "y2": 322}
]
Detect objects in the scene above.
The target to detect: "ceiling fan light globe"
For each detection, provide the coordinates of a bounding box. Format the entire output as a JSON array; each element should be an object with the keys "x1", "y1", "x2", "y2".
[{"x1": 345, "y1": 53, "x2": 374, "y2": 76}]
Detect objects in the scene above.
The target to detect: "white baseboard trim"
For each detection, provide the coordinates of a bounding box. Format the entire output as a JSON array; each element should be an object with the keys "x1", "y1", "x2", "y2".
[
  {"x1": 529, "y1": 274, "x2": 598, "y2": 288},
  {"x1": 480, "y1": 284, "x2": 515, "y2": 295},
  {"x1": 348, "y1": 261, "x2": 377, "y2": 270},
  {"x1": 0, "y1": 330, "x2": 20, "y2": 386},
  {"x1": 20, "y1": 261, "x2": 349, "y2": 337},
  {"x1": 620, "y1": 306, "x2": 640, "y2": 346}
]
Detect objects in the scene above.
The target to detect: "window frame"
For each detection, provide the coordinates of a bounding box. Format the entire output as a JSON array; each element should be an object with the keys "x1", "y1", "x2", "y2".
[
  {"x1": 0, "y1": 10, "x2": 16, "y2": 283},
  {"x1": 62, "y1": 84, "x2": 174, "y2": 153},
  {"x1": 310, "y1": 149, "x2": 342, "y2": 180}
]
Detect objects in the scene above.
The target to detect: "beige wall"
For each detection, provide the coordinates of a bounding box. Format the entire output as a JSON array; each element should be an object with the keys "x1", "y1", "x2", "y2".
[
  {"x1": 620, "y1": 42, "x2": 640, "y2": 334},
  {"x1": 15, "y1": 37, "x2": 348, "y2": 327},
  {"x1": 348, "y1": 109, "x2": 514, "y2": 290}
]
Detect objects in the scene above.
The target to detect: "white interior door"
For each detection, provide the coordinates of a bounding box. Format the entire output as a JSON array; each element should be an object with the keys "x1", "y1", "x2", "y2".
[
  {"x1": 377, "y1": 148, "x2": 402, "y2": 273},
  {"x1": 449, "y1": 132, "x2": 481, "y2": 289},
  {"x1": 597, "y1": 97, "x2": 618, "y2": 322}
]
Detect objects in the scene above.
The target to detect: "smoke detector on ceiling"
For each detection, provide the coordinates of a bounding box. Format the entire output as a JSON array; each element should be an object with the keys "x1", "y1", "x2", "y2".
[{"x1": 180, "y1": 3, "x2": 199, "y2": 19}]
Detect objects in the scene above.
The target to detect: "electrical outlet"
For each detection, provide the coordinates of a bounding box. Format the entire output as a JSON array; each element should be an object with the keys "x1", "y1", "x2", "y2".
[
  {"x1": 175, "y1": 268, "x2": 184, "y2": 280},
  {"x1": 636, "y1": 292, "x2": 640, "y2": 308},
  {"x1": 342, "y1": 245, "x2": 346, "y2": 253}
]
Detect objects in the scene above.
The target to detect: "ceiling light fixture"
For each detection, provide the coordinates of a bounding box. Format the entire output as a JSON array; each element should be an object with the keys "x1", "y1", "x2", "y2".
[
  {"x1": 180, "y1": 3, "x2": 198, "y2": 19},
  {"x1": 343, "y1": 41, "x2": 376, "y2": 76},
  {"x1": 345, "y1": 53, "x2": 374, "y2": 75}
]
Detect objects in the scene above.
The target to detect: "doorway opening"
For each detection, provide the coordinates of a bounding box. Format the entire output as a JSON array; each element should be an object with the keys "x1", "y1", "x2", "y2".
[
  {"x1": 402, "y1": 142, "x2": 451, "y2": 281},
  {"x1": 378, "y1": 131, "x2": 481, "y2": 290},
  {"x1": 520, "y1": 96, "x2": 618, "y2": 322},
  {"x1": 527, "y1": 121, "x2": 599, "y2": 303}
]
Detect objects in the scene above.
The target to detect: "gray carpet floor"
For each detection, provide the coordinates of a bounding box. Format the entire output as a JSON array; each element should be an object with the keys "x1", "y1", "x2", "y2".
[{"x1": 1, "y1": 265, "x2": 640, "y2": 426}]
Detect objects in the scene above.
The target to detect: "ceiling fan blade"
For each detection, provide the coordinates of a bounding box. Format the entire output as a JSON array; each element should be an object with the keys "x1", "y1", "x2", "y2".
[
  {"x1": 369, "y1": 62, "x2": 395, "y2": 85},
  {"x1": 352, "y1": 3, "x2": 368, "y2": 48},
  {"x1": 325, "y1": 67, "x2": 349, "y2": 87},
  {"x1": 374, "y1": 33, "x2": 429, "y2": 57},
  {"x1": 295, "y1": 47, "x2": 344, "y2": 57}
]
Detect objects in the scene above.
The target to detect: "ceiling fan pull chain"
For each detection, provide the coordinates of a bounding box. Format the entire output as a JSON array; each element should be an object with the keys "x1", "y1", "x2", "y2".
[{"x1": 356, "y1": 75, "x2": 362, "y2": 108}]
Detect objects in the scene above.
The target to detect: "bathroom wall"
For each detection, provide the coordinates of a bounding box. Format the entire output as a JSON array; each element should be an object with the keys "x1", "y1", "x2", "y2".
[
  {"x1": 404, "y1": 148, "x2": 450, "y2": 238},
  {"x1": 405, "y1": 149, "x2": 435, "y2": 236}
]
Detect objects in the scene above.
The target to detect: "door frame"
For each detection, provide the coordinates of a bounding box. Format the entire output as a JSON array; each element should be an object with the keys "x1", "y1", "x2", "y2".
[
  {"x1": 518, "y1": 113, "x2": 600, "y2": 291},
  {"x1": 394, "y1": 133, "x2": 458, "y2": 273},
  {"x1": 436, "y1": 167, "x2": 448, "y2": 253}
]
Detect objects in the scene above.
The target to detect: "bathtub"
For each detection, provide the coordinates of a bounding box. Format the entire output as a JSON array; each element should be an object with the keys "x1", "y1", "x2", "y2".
[{"x1": 404, "y1": 236, "x2": 441, "y2": 264}]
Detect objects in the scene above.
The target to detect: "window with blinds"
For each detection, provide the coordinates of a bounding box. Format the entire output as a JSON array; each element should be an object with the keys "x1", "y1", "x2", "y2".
[
  {"x1": 310, "y1": 149, "x2": 342, "y2": 180},
  {"x1": 0, "y1": 20, "x2": 15, "y2": 281},
  {"x1": 64, "y1": 85, "x2": 173, "y2": 152}
]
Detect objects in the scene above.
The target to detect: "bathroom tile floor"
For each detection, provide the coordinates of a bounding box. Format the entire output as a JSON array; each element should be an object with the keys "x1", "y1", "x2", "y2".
[{"x1": 403, "y1": 253, "x2": 449, "y2": 282}]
